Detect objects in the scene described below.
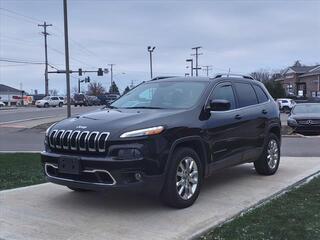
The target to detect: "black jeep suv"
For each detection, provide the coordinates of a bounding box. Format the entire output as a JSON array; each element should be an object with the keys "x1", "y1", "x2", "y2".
[{"x1": 41, "y1": 75, "x2": 281, "y2": 208}]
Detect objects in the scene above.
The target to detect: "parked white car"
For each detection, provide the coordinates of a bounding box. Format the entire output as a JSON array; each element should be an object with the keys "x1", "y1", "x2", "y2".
[
  {"x1": 0, "y1": 100, "x2": 5, "y2": 107},
  {"x1": 276, "y1": 98, "x2": 296, "y2": 112},
  {"x1": 35, "y1": 96, "x2": 64, "y2": 108}
]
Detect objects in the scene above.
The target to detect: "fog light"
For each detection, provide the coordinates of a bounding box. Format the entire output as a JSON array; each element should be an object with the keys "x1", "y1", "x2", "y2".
[
  {"x1": 117, "y1": 148, "x2": 142, "y2": 159},
  {"x1": 135, "y1": 173, "x2": 142, "y2": 181}
]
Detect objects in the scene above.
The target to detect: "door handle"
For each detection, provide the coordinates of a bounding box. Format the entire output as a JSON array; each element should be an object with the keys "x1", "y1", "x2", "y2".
[
  {"x1": 235, "y1": 114, "x2": 242, "y2": 120},
  {"x1": 262, "y1": 109, "x2": 268, "y2": 114}
]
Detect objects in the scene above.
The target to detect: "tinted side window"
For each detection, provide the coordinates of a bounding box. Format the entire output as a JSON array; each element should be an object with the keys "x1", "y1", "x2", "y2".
[
  {"x1": 253, "y1": 85, "x2": 268, "y2": 103},
  {"x1": 51, "y1": 97, "x2": 59, "y2": 100},
  {"x1": 210, "y1": 84, "x2": 236, "y2": 110},
  {"x1": 234, "y1": 82, "x2": 258, "y2": 107}
]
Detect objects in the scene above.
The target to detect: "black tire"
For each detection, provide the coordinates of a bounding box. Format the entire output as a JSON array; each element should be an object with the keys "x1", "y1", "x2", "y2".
[
  {"x1": 161, "y1": 147, "x2": 203, "y2": 208},
  {"x1": 254, "y1": 133, "x2": 280, "y2": 175},
  {"x1": 59, "y1": 102, "x2": 63, "y2": 107},
  {"x1": 44, "y1": 103, "x2": 49, "y2": 108},
  {"x1": 67, "y1": 186, "x2": 90, "y2": 192}
]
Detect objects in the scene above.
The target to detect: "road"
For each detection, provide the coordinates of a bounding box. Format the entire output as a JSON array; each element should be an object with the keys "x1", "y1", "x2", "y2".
[
  {"x1": 0, "y1": 106, "x2": 100, "y2": 124},
  {"x1": 1, "y1": 156, "x2": 320, "y2": 240}
]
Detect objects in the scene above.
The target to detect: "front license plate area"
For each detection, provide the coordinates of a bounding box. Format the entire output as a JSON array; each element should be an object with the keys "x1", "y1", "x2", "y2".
[{"x1": 58, "y1": 156, "x2": 81, "y2": 175}]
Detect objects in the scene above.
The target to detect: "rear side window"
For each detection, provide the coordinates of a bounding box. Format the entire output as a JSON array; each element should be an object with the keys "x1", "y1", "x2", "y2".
[
  {"x1": 209, "y1": 84, "x2": 236, "y2": 110},
  {"x1": 234, "y1": 82, "x2": 258, "y2": 107},
  {"x1": 253, "y1": 85, "x2": 268, "y2": 103}
]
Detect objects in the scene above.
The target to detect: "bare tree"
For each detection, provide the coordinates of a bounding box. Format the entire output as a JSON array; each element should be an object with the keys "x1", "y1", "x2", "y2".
[
  {"x1": 49, "y1": 89, "x2": 59, "y2": 96},
  {"x1": 250, "y1": 70, "x2": 271, "y2": 82},
  {"x1": 87, "y1": 82, "x2": 106, "y2": 96},
  {"x1": 72, "y1": 86, "x2": 78, "y2": 94}
]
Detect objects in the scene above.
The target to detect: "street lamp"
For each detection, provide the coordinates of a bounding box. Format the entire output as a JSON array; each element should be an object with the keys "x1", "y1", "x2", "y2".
[
  {"x1": 147, "y1": 46, "x2": 156, "y2": 79},
  {"x1": 186, "y1": 59, "x2": 193, "y2": 77}
]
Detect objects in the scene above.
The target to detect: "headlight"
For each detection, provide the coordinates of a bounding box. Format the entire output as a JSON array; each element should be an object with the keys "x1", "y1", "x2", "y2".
[
  {"x1": 287, "y1": 117, "x2": 297, "y2": 125},
  {"x1": 120, "y1": 126, "x2": 164, "y2": 138}
]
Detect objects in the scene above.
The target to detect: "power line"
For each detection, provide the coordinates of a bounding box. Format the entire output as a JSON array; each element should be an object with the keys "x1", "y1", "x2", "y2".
[
  {"x1": 0, "y1": 7, "x2": 43, "y2": 23},
  {"x1": 1, "y1": 7, "x2": 106, "y2": 64},
  {"x1": 0, "y1": 58, "x2": 44, "y2": 64}
]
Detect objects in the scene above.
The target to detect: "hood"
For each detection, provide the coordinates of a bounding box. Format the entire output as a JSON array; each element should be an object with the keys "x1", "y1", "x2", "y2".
[
  {"x1": 290, "y1": 113, "x2": 320, "y2": 120},
  {"x1": 52, "y1": 108, "x2": 187, "y2": 139}
]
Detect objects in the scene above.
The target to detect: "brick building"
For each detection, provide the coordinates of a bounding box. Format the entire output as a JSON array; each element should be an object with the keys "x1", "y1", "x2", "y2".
[{"x1": 275, "y1": 61, "x2": 320, "y2": 98}]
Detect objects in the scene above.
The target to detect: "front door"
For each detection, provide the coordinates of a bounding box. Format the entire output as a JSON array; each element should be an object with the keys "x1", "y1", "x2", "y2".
[{"x1": 205, "y1": 82, "x2": 244, "y2": 167}]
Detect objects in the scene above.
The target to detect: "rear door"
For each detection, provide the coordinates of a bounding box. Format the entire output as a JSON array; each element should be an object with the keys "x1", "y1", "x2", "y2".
[
  {"x1": 50, "y1": 97, "x2": 59, "y2": 106},
  {"x1": 233, "y1": 81, "x2": 262, "y2": 161}
]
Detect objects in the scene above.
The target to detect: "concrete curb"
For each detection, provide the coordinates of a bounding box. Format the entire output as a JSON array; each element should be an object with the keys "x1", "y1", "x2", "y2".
[
  {"x1": 282, "y1": 133, "x2": 320, "y2": 138},
  {"x1": 0, "y1": 107, "x2": 17, "y2": 111},
  {"x1": 0, "y1": 115, "x2": 57, "y2": 125},
  {"x1": 0, "y1": 183, "x2": 50, "y2": 193},
  {"x1": 190, "y1": 170, "x2": 320, "y2": 240},
  {"x1": 0, "y1": 151, "x2": 41, "y2": 153}
]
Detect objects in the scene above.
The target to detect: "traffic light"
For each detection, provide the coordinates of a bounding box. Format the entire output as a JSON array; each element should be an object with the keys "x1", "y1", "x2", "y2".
[
  {"x1": 85, "y1": 76, "x2": 90, "y2": 83},
  {"x1": 97, "y1": 68, "x2": 103, "y2": 76},
  {"x1": 78, "y1": 68, "x2": 82, "y2": 76}
]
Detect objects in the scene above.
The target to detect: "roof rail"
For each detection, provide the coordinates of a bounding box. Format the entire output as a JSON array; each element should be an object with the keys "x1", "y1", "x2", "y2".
[
  {"x1": 150, "y1": 76, "x2": 177, "y2": 81},
  {"x1": 213, "y1": 73, "x2": 254, "y2": 80}
]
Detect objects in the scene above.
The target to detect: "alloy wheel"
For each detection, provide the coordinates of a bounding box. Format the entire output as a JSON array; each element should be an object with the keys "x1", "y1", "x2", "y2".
[
  {"x1": 267, "y1": 139, "x2": 279, "y2": 169},
  {"x1": 176, "y1": 157, "x2": 199, "y2": 200}
]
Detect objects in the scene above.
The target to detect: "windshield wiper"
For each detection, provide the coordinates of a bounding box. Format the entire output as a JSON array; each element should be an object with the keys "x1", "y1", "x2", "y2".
[{"x1": 124, "y1": 106, "x2": 165, "y2": 109}]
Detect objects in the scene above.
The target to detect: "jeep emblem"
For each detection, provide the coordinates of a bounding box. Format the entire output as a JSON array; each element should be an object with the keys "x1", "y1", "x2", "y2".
[{"x1": 76, "y1": 125, "x2": 87, "y2": 129}]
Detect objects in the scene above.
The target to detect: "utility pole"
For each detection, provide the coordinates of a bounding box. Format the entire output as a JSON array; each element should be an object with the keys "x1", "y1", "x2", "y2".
[
  {"x1": 186, "y1": 59, "x2": 193, "y2": 76},
  {"x1": 202, "y1": 65, "x2": 213, "y2": 77},
  {"x1": 38, "y1": 21, "x2": 52, "y2": 96},
  {"x1": 147, "y1": 46, "x2": 155, "y2": 79},
  {"x1": 63, "y1": 0, "x2": 71, "y2": 118},
  {"x1": 191, "y1": 46, "x2": 202, "y2": 76},
  {"x1": 108, "y1": 64, "x2": 115, "y2": 88}
]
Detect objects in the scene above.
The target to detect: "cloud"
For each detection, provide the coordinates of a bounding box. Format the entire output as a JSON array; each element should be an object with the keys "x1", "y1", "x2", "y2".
[{"x1": 0, "y1": 0, "x2": 319, "y2": 94}]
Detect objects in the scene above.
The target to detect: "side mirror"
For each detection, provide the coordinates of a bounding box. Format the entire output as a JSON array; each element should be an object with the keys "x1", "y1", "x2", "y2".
[{"x1": 208, "y1": 99, "x2": 231, "y2": 111}]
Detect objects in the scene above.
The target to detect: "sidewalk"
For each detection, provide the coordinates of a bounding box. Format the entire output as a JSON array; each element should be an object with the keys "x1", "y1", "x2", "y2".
[{"x1": 1, "y1": 157, "x2": 320, "y2": 240}]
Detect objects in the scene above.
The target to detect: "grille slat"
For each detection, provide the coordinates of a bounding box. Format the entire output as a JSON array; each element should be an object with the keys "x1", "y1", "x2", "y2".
[{"x1": 48, "y1": 130, "x2": 110, "y2": 153}]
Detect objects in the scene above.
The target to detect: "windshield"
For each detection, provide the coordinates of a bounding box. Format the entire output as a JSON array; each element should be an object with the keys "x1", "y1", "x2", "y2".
[
  {"x1": 292, "y1": 104, "x2": 320, "y2": 114},
  {"x1": 42, "y1": 96, "x2": 50, "y2": 100},
  {"x1": 111, "y1": 81, "x2": 208, "y2": 109}
]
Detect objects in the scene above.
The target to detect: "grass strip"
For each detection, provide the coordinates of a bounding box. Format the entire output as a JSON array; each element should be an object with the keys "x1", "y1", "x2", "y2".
[{"x1": 0, "y1": 153, "x2": 46, "y2": 190}]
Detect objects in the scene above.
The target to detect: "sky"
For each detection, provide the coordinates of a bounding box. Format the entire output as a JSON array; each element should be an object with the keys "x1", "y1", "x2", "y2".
[{"x1": 0, "y1": 0, "x2": 319, "y2": 95}]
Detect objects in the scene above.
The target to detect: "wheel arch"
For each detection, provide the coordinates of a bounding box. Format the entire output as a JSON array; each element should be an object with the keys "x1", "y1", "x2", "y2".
[
  {"x1": 268, "y1": 124, "x2": 281, "y2": 143},
  {"x1": 166, "y1": 136, "x2": 209, "y2": 178}
]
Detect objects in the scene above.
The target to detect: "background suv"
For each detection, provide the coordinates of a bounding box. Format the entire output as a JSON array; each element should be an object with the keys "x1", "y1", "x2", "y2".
[
  {"x1": 42, "y1": 75, "x2": 281, "y2": 208},
  {"x1": 36, "y1": 96, "x2": 64, "y2": 108},
  {"x1": 277, "y1": 98, "x2": 296, "y2": 112}
]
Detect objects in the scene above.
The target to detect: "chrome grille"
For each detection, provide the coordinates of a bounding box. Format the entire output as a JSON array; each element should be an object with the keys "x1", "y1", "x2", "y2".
[
  {"x1": 48, "y1": 130, "x2": 110, "y2": 153},
  {"x1": 297, "y1": 119, "x2": 320, "y2": 125}
]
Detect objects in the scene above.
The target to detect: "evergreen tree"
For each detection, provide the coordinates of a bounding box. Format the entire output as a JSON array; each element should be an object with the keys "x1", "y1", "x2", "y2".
[
  {"x1": 123, "y1": 86, "x2": 130, "y2": 95},
  {"x1": 109, "y1": 81, "x2": 120, "y2": 94}
]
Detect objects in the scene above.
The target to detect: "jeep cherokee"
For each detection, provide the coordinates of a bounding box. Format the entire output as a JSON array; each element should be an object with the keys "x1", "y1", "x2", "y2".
[{"x1": 41, "y1": 75, "x2": 281, "y2": 208}]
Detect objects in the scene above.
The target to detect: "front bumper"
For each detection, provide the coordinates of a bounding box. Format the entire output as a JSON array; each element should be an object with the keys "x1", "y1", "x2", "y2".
[
  {"x1": 41, "y1": 151, "x2": 165, "y2": 193},
  {"x1": 288, "y1": 123, "x2": 320, "y2": 133}
]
